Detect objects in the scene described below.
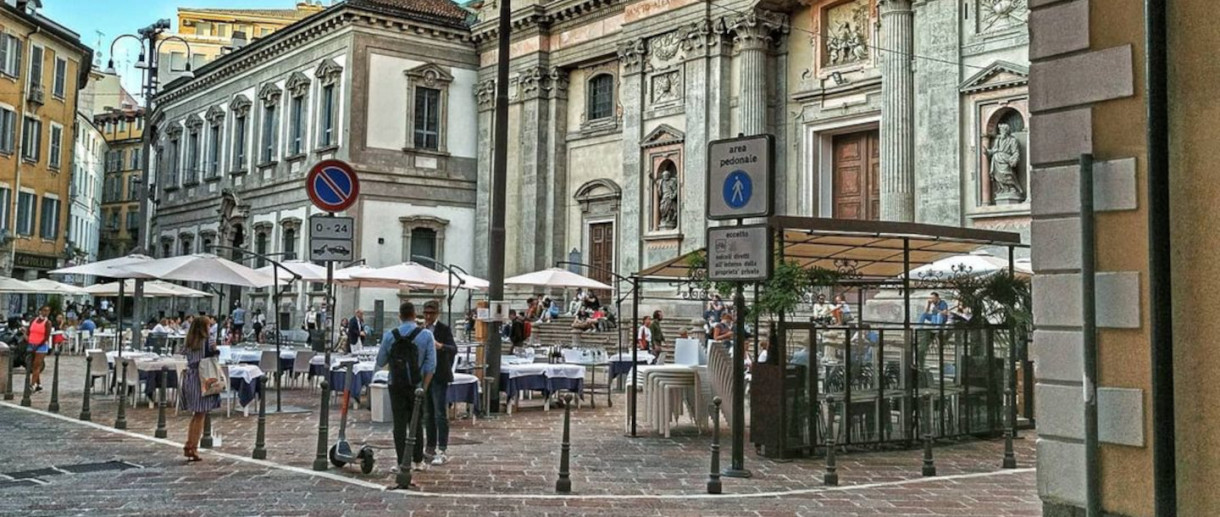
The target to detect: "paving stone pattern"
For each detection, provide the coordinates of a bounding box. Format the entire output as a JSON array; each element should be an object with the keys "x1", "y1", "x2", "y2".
[{"x1": 0, "y1": 356, "x2": 1041, "y2": 515}]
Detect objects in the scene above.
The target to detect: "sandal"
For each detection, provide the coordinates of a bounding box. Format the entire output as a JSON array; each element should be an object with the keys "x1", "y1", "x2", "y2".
[{"x1": 185, "y1": 446, "x2": 202, "y2": 462}]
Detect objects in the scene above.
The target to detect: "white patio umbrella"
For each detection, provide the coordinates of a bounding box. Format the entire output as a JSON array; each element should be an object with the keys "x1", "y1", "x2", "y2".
[
  {"x1": 86, "y1": 280, "x2": 185, "y2": 298},
  {"x1": 903, "y1": 251, "x2": 1030, "y2": 281},
  {"x1": 256, "y1": 260, "x2": 328, "y2": 283},
  {"x1": 51, "y1": 254, "x2": 155, "y2": 278},
  {"x1": 349, "y1": 262, "x2": 450, "y2": 288},
  {"x1": 113, "y1": 253, "x2": 276, "y2": 288},
  {"x1": 160, "y1": 282, "x2": 212, "y2": 298},
  {"x1": 26, "y1": 278, "x2": 88, "y2": 296},
  {"x1": 0, "y1": 277, "x2": 40, "y2": 293},
  {"x1": 329, "y1": 264, "x2": 411, "y2": 289},
  {"x1": 504, "y1": 267, "x2": 613, "y2": 290},
  {"x1": 455, "y1": 272, "x2": 489, "y2": 291}
]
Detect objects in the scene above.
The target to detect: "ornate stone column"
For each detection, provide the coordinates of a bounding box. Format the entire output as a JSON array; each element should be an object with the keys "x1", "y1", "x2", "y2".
[
  {"x1": 617, "y1": 38, "x2": 646, "y2": 275},
  {"x1": 544, "y1": 67, "x2": 570, "y2": 269},
  {"x1": 517, "y1": 64, "x2": 553, "y2": 272},
  {"x1": 729, "y1": 11, "x2": 788, "y2": 137},
  {"x1": 880, "y1": 0, "x2": 915, "y2": 221},
  {"x1": 473, "y1": 79, "x2": 497, "y2": 276}
]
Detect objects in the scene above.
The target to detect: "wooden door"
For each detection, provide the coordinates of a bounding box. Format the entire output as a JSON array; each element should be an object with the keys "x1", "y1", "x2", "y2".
[
  {"x1": 832, "y1": 130, "x2": 881, "y2": 220},
  {"x1": 589, "y1": 222, "x2": 615, "y2": 299}
]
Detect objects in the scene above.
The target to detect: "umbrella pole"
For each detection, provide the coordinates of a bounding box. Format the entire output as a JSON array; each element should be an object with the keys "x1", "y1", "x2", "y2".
[
  {"x1": 116, "y1": 283, "x2": 125, "y2": 359},
  {"x1": 275, "y1": 267, "x2": 282, "y2": 413}
]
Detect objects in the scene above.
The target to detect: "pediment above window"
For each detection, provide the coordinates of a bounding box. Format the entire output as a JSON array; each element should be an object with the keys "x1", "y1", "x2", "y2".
[
  {"x1": 259, "y1": 82, "x2": 283, "y2": 105},
  {"x1": 404, "y1": 63, "x2": 454, "y2": 88},
  {"x1": 184, "y1": 115, "x2": 203, "y2": 131},
  {"x1": 229, "y1": 94, "x2": 252, "y2": 116},
  {"x1": 286, "y1": 71, "x2": 311, "y2": 98},
  {"x1": 960, "y1": 60, "x2": 1028, "y2": 94},
  {"x1": 205, "y1": 105, "x2": 225, "y2": 126},
  {"x1": 315, "y1": 58, "x2": 343, "y2": 85},
  {"x1": 641, "y1": 124, "x2": 685, "y2": 149}
]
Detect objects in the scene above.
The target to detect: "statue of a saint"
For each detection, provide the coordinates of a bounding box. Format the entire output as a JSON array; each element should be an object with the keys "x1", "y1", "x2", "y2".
[
  {"x1": 986, "y1": 123, "x2": 1024, "y2": 199},
  {"x1": 657, "y1": 168, "x2": 679, "y2": 230}
]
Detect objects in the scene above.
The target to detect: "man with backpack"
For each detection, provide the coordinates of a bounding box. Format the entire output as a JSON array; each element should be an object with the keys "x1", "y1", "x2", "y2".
[{"x1": 374, "y1": 302, "x2": 436, "y2": 476}]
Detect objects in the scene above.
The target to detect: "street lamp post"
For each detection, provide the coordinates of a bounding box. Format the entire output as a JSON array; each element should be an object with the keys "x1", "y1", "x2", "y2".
[{"x1": 411, "y1": 255, "x2": 471, "y2": 329}]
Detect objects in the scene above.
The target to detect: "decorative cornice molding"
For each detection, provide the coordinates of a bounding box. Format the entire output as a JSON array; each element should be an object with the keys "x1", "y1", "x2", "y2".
[
  {"x1": 519, "y1": 65, "x2": 550, "y2": 100},
  {"x1": 315, "y1": 58, "x2": 343, "y2": 85},
  {"x1": 259, "y1": 82, "x2": 283, "y2": 105},
  {"x1": 405, "y1": 62, "x2": 455, "y2": 88}
]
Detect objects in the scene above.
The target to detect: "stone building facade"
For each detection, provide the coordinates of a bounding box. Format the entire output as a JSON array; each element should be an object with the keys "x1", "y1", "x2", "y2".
[
  {"x1": 470, "y1": 0, "x2": 1032, "y2": 289},
  {"x1": 95, "y1": 107, "x2": 144, "y2": 261},
  {"x1": 148, "y1": 0, "x2": 478, "y2": 324}
]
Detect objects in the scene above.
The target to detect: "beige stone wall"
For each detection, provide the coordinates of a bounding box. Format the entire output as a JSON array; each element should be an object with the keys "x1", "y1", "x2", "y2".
[{"x1": 1168, "y1": 1, "x2": 1220, "y2": 513}]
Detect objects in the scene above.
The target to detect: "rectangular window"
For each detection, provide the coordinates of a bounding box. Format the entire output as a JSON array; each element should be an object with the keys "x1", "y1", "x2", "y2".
[
  {"x1": 320, "y1": 84, "x2": 335, "y2": 147},
  {"x1": 413, "y1": 86, "x2": 440, "y2": 150},
  {"x1": 118, "y1": 119, "x2": 127, "y2": 133},
  {"x1": 282, "y1": 227, "x2": 297, "y2": 260},
  {"x1": 208, "y1": 125, "x2": 220, "y2": 176},
  {"x1": 260, "y1": 104, "x2": 276, "y2": 163},
  {"x1": 185, "y1": 131, "x2": 199, "y2": 183},
  {"x1": 52, "y1": 57, "x2": 66, "y2": 98},
  {"x1": 289, "y1": 95, "x2": 304, "y2": 155},
  {"x1": 16, "y1": 191, "x2": 34, "y2": 235},
  {"x1": 0, "y1": 108, "x2": 14, "y2": 153},
  {"x1": 169, "y1": 52, "x2": 184, "y2": 72},
  {"x1": 39, "y1": 196, "x2": 59, "y2": 239},
  {"x1": 128, "y1": 175, "x2": 140, "y2": 201},
  {"x1": 28, "y1": 45, "x2": 42, "y2": 91},
  {"x1": 196, "y1": 22, "x2": 213, "y2": 36},
  {"x1": 255, "y1": 231, "x2": 267, "y2": 268},
  {"x1": 168, "y1": 138, "x2": 180, "y2": 187},
  {"x1": 48, "y1": 124, "x2": 61, "y2": 169},
  {"x1": 129, "y1": 148, "x2": 142, "y2": 170},
  {"x1": 410, "y1": 227, "x2": 437, "y2": 263},
  {"x1": 126, "y1": 210, "x2": 139, "y2": 231},
  {"x1": 0, "y1": 187, "x2": 9, "y2": 230},
  {"x1": 21, "y1": 117, "x2": 40, "y2": 162},
  {"x1": 233, "y1": 114, "x2": 246, "y2": 168}
]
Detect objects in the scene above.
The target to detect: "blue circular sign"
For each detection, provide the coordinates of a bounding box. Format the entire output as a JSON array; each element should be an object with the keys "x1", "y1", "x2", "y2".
[
  {"x1": 306, "y1": 159, "x2": 360, "y2": 212},
  {"x1": 723, "y1": 170, "x2": 752, "y2": 210}
]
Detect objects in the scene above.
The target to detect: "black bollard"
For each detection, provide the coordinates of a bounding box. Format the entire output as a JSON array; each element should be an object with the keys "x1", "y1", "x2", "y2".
[
  {"x1": 824, "y1": 398, "x2": 838, "y2": 486},
  {"x1": 114, "y1": 360, "x2": 128, "y2": 429},
  {"x1": 706, "y1": 397, "x2": 723, "y2": 494},
  {"x1": 47, "y1": 348, "x2": 61, "y2": 413},
  {"x1": 312, "y1": 380, "x2": 332, "y2": 471},
  {"x1": 395, "y1": 388, "x2": 426, "y2": 489},
  {"x1": 4, "y1": 345, "x2": 13, "y2": 400},
  {"x1": 20, "y1": 348, "x2": 33, "y2": 407},
  {"x1": 555, "y1": 393, "x2": 574, "y2": 493},
  {"x1": 922, "y1": 395, "x2": 936, "y2": 477},
  {"x1": 1003, "y1": 385, "x2": 1017, "y2": 469},
  {"x1": 80, "y1": 355, "x2": 93, "y2": 421},
  {"x1": 253, "y1": 377, "x2": 267, "y2": 459},
  {"x1": 154, "y1": 366, "x2": 168, "y2": 438},
  {"x1": 200, "y1": 412, "x2": 213, "y2": 448}
]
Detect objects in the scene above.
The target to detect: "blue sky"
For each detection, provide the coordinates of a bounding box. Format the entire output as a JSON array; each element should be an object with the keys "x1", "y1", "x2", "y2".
[{"x1": 42, "y1": 0, "x2": 303, "y2": 100}]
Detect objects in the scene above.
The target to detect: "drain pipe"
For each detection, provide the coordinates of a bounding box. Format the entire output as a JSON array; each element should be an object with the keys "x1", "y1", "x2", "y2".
[
  {"x1": 1145, "y1": 0, "x2": 1176, "y2": 514},
  {"x1": 1080, "y1": 154, "x2": 1099, "y2": 517}
]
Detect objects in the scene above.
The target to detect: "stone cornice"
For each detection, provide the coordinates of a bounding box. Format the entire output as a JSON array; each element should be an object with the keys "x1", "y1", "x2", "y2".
[
  {"x1": 156, "y1": 7, "x2": 473, "y2": 108},
  {"x1": 617, "y1": 38, "x2": 646, "y2": 75},
  {"x1": 470, "y1": 0, "x2": 632, "y2": 45},
  {"x1": 471, "y1": 4, "x2": 550, "y2": 44}
]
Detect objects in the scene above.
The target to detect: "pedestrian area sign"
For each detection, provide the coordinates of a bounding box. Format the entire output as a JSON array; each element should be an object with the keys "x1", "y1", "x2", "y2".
[{"x1": 707, "y1": 134, "x2": 774, "y2": 220}]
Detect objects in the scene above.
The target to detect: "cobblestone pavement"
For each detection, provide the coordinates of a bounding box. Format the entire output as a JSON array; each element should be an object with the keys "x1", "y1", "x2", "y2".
[{"x1": 0, "y1": 355, "x2": 1042, "y2": 515}]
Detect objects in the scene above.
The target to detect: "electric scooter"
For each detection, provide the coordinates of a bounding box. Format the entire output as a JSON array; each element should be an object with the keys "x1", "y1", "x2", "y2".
[{"x1": 329, "y1": 361, "x2": 375, "y2": 474}]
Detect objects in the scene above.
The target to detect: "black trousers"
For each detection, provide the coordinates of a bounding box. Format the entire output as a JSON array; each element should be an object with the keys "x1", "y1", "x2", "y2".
[{"x1": 389, "y1": 385, "x2": 425, "y2": 466}]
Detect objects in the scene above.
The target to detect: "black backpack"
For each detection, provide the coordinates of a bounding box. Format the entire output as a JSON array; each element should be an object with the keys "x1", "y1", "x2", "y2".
[{"x1": 388, "y1": 327, "x2": 424, "y2": 388}]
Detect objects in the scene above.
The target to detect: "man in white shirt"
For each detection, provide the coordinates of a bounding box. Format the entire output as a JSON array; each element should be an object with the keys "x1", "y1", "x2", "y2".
[{"x1": 812, "y1": 295, "x2": 835, "y2": 325}]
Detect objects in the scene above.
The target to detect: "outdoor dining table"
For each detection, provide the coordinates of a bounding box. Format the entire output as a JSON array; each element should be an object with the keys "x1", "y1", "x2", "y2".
[
  {"x1": 227, "y1": 347, "x2": 296, "y2": 373},
  {"x1": 499, "y1": 363, "x2": 585, "y2": 414},
  {"x1": 371, "y1": 371, "x2": 481, "y2": 412},
  {"x1": 609, "y1": 352, "x2": 655, "y2": 383},
  {"x1": 327, "y1": 360, "x2": 376, "y2": 404},
  {"x1": 225, "y1": 364, "x2": 266, "y2": 407},
  {"x1": 134, "y1": 356, "x2": 187, "y2": 402}
]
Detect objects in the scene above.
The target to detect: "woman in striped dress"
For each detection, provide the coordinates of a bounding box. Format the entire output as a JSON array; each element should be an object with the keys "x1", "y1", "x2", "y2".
[{"x1": 179, "y1": 315, "x2": 220, "y2": 461}]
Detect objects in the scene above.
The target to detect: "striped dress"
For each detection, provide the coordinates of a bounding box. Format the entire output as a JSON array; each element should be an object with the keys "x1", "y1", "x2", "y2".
[{"x1": 179, "y1": 342, "x2": 221, "y2": 413}]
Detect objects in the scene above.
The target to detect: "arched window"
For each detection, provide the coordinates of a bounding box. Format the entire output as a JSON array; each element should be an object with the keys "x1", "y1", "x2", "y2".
[{"x1": 587, "y1": 74, "x2": 614, "y2": 121}]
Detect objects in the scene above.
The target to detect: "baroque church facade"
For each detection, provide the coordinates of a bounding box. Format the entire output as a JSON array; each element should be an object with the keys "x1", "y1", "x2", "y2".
[{"x1": 469, "y1": 0, "x2": 1031, "y2": 287}]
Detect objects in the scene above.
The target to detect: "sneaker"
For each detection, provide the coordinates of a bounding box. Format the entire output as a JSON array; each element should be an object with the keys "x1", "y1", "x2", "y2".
[
  {"x1": 34, "y1": 384, "x2": 43, "y2": 393},
  {"x1": 431, "y1": 451, "x2": 447, "y2": 466},
  {"x1": 390, "y1": 465, "x2": 400, "y2": 474},
  {"x1": 411, "y1": 462, "x2": 428, "y2": 471}
]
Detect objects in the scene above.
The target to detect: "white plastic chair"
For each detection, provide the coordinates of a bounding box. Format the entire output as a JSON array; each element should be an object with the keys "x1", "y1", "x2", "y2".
[
  {"x1": 290, "y1": 350, "x2": 315, "y2": 389},
  {"x1": 86, "y1": 350, "x2": 108, "y2": 394},
  {"x1": 259, "y1": 350, "x2": 279, "y2": 387}
]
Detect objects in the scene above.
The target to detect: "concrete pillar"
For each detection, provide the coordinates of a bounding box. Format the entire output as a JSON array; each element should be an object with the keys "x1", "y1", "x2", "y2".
[
  {"x1": 473, "y1": 79, "x2": 497, "y2": 277},
  {"x1": 544, "y1": 67, "x2": 569, "y2": 269},
  {"x1": 879, "y1": 0, "x2": 915, "y2": 222},
  {"x1": 617, "y1": 39, "x2": 646, "y2": 275}
]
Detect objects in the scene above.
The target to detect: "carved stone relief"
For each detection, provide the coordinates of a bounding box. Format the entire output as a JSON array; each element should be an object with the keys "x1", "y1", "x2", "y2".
[
  {"x1": 616, "y1": 38, "x2": 646, "y2": 74},
  {"x1": 650, "y1": 70, "x2": 681, "y2": 105},
  {"x1": 977, "y1": 0, "x2": 1027, "y2": 33},
  {"x1": 824, "y1": 0, "x2": 870, "y2": 67},
  {"x1": 648, "y1": 31, "x2": 684, "y2": 69}
]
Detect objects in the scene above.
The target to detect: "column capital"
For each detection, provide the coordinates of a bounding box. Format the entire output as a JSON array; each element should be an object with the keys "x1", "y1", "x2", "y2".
[
  {"x1": 725, "y1": 10, "x2": 790, "y2": 52},
  {"x1": 878, "y1": 0, "x2": 913, "y2": 13},
  {"x1": 519, "y1": 66, "x2": 551, "y2": 101},
  {"x1": 677, "y1": 19, "x2": 726, "y2": 57},
  {"x1": 475, "y1": 79, "x2": 497, "y2": 111},
  {"x1": 548, "y1": 66, "x2": 570, "y2": 100},
  {"x1": 617, "y1": 38, "x2": 647, "y2": 75}
]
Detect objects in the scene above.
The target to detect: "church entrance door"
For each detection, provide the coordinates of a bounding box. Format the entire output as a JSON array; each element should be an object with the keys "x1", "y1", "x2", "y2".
[{"x1": 832, "y1": 129, "x2": 881, "y2": 220}]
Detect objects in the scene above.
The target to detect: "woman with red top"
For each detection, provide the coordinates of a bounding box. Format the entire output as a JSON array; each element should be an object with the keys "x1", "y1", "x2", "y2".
[{"x1": 25, "y1": 305, "x2": 53, "y2": 392}]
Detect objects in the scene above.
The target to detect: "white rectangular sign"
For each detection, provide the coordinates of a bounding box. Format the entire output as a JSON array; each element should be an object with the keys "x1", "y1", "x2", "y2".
[
  {"x1": 309, "y1": 238, "x2": 354, "y2": 262},
  {"x1": 309, "y1": 215, "x2": 354, "y2": 240},
  {"x1": 707, "y1": 134, "x2": 774, "y2": 220},
  {"x1": 707, "y1": 224, "x2": 772, "y2": 282}
]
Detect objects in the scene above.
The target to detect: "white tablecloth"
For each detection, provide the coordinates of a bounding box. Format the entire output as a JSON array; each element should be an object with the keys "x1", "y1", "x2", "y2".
[
  {"x1": 502, "y1": 363, "x2": 585, "y2": 380},
  {"x1": 226, "y1": 348, "x2": 297, "y2": 363},
  {"x1": 103, "y1": 350, "x2": 157, "y2": 366},
  {"x1": 226, "y1": 365, "x2": 265, "y2": 383}
]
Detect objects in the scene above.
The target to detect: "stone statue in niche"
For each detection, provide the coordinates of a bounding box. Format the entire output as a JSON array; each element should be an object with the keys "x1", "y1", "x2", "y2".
[
  {"x1": 825, "y1": 0, "x2": 870, "y2": 66},
  {"x1": 655, "y1": 165, "x2": 679, "y2": 230},
  {"x1": 986, "y1": 123, "x2": 1024, "y2": 202}
]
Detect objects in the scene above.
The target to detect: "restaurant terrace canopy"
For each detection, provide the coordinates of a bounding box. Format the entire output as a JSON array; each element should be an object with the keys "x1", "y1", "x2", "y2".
[{"x1": 629, "y1": 216, "x2": 1029, "y2": 458}]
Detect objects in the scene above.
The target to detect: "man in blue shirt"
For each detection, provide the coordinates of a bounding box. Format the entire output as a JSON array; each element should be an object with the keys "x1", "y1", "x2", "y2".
[
  {"x1": 231, "y1": 303, "x2": 246, "y2": 343},
  {"x1": 917, "y1": 292, "x2": 949, "y2": 325},
  {"x1": 375, "y1": 302, "x2": 436, "y2": 475}
]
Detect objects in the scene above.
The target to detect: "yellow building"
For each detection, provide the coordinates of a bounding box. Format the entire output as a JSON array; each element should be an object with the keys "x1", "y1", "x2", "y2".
[
  {"x1": 156, "y1": 2, "x2": 325, "y2": 86},
  {"x1": 0, "y1": 2, "x2": 92, "y2": 280},
  {"x1": 95, "y1": 107, "x2": 144, "y2": 260}
]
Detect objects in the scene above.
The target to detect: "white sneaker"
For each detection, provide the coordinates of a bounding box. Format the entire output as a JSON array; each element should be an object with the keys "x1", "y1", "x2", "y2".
[
  {"x1": 411, "y1": 462, "x2": 428, "y2": 471},
  {"x1": 390, "y1": 465, "x2": 400, "y2": 474},
  {"x1": 431, "y1": 451, "x2": 447, "y2": 466}
]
